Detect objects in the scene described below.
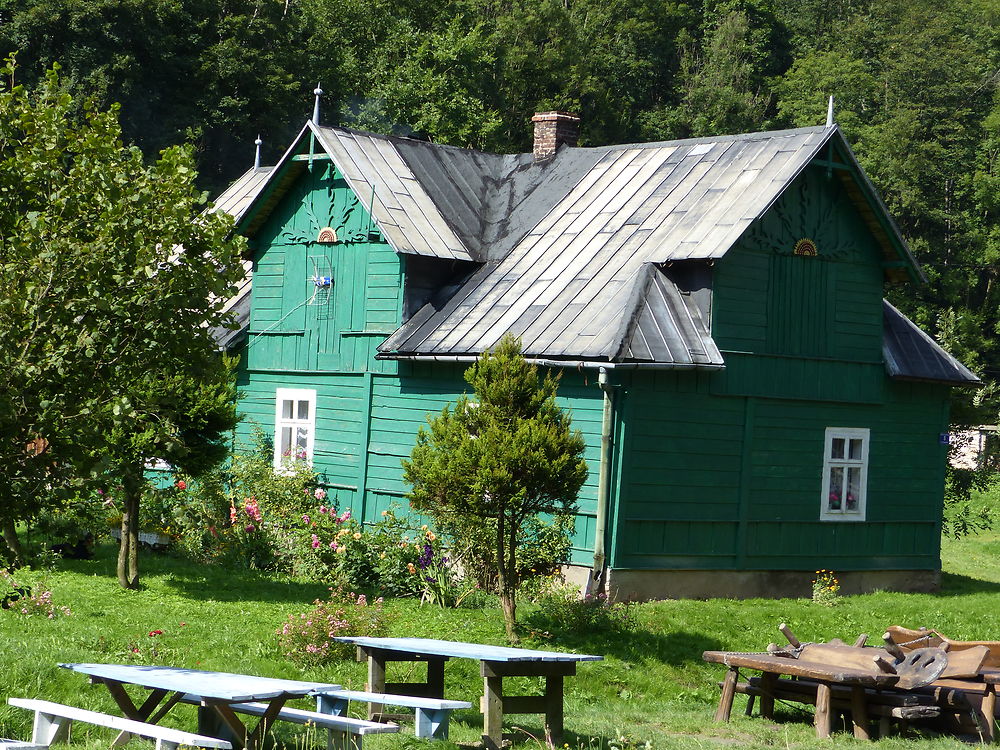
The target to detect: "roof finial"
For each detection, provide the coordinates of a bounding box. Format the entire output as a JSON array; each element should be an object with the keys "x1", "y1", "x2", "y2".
[
  {"x1": 826, "y1": 95, "x2": 835, "y2": 127},
  {"x1": 254, "y1": 135, "x2": 263, "y2": 170},
  {"x1": 313, "y1": 84, "x2": 323, "y2": 125}
]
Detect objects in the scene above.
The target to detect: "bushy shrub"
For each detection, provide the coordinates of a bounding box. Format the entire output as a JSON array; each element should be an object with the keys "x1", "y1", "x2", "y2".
[
  {"x1": 277, "y1": 588, "x2": 386, "y2": 665},
  {"x1": 0, "y1": 571, "x2": 71, "y2": 618},
  {"x1": 524, "y1": 581, "x2": 636, "y2": 638}
]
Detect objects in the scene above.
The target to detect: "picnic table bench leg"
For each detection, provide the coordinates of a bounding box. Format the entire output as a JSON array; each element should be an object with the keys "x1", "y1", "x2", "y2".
[
  {"x1": 850, "y1": 685, "x2": 870, "y2": 740},
  {"x1": 815, "y1": 682, "x2": 832, "y2": 739},
  {"x1": 714, "y1": 668, "x2": 738, "y2": 723},
  {"x1": 414, "y1": 708, "x2": 451, "y2": 740},
  {"x1": 30, "y1": 709, "x2": 70, "y2": 747},
  {"x1": 482, "y1": 674, "x2": 503, "y2": 750}
]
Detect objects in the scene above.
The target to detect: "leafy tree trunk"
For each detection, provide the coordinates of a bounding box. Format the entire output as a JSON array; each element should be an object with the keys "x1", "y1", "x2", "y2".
[
  {"x1": 0, "y1": 517, "x2": 24, "y2": 568},
  {"x1": 117, "y1": 467, "x2": 142, "y2": 589}
]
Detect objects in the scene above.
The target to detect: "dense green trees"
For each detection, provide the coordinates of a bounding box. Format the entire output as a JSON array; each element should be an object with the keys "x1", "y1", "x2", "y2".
[{"x1": 1, "y1": 0, "x2": 998, "y2": 456}]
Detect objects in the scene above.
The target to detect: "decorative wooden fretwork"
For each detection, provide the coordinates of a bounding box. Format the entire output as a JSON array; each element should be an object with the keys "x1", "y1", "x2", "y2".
[
  {"x1": 743, "y1": 171, "x2": 856, "y2": 261},
  {"x1": 793, "y1": 238, "x2": 817, "y2": 257},
  {"x1": 317, "y1": 227, "x2": 337, "y2": 243}
]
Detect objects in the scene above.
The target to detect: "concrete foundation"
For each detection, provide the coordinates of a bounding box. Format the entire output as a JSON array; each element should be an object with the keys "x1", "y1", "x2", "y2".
[{"x1": 562, "y1": 564, "x2": 940, "y2": 601}]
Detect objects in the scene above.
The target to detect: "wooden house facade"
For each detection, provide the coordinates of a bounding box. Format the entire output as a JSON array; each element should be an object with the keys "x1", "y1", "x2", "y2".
[{"x1": 217, "y1": 116, "x2": 978, "y2": 599}]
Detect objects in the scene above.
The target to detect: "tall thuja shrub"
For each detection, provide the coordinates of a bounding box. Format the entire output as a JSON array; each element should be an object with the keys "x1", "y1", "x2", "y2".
[{"x1": 403, "y1": 335, "x2": 587, "y2": 641}]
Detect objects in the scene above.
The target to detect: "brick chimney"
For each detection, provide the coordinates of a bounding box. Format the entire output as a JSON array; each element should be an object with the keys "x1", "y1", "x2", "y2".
[{"x1": 532, "y1": 111, "x2": 580, "y2": 161}]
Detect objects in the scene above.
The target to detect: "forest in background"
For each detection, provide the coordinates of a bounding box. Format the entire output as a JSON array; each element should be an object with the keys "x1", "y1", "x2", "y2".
[{"x1": 2, "y1": 0, "x2": 999, "y2": 431}]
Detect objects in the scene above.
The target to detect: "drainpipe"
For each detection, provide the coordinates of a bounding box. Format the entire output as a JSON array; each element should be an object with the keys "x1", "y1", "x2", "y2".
[{"x1": 587, "y1": 366, "x2": 614, "y2": 597}]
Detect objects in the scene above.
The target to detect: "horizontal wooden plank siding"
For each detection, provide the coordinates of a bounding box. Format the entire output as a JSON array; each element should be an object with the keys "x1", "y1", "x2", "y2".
[{"x1": 613, "y1": 371, "x2": 950, "y2": 572}]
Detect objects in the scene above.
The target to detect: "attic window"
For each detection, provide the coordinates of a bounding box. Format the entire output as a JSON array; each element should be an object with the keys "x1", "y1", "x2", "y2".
[{"x1": 820, "y1": 427, "x2": 869, "y2": 522}]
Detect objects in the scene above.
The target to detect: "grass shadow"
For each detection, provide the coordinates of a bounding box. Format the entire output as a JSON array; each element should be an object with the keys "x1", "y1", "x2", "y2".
[
  {"x1": 61, "y1": 542, "x2": 328, "y2": 604},
  {"x1": 934, "y1": 571, "x2": 1000, "y2": 596}
]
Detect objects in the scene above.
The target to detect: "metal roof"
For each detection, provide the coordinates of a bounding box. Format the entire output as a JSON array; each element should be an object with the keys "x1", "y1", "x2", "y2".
[
  {"x1": 381, "y1": 127, "x2": 851, "y2": 362},
  {"x1": 882, "y1": 301, "x2": 980, "y2": 385},
  {"x1": 223, "y1": 122, "x2": 955, "y2": 372},
  {"x1": 209, "y1": 167, "x2": 272, "y2": 350}
]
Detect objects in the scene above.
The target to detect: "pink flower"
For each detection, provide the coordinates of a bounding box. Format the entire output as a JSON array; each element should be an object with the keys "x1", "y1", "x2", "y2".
[
  {"x1": 314, "y1": 488, "x2": 327, "y2": 501},
  {"x1": 318, "y1": 505, "x2": 327, "y2": 515},
  {"x1": 329, "y1": 541, "x2": 338, "y2": 550},
  {"x1": 175, "y1": 480, "x2": 187, "y2": 490},
  {"x1": 244, "y1": 497, "x2": 262, "y2": 522},
  {"x1": 338, "y1": 509, "x2": 351, "y2": 523},
  {"x1": 229, "y1": 505, "x2": 237, "y2": 523},
  {"x1": 311, "y1": 534, "x2": 320, "y2": 549},
  {"x1": 302, "y1": 514, "x2": 311, "y2": 524},
  {"x1": 245, "y1": 523, "x2": 255, "y2": 532}
]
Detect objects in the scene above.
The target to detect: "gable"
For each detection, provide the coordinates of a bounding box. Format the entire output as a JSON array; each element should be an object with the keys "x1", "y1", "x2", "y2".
[{"x1": 713, "y1": 164, "x2": 886, "y2": 362}]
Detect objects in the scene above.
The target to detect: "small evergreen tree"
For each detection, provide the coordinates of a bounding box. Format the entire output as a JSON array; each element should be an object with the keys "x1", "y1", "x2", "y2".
[{"x1": 403, "y1": 335, "x2": 587, "y2": 640}]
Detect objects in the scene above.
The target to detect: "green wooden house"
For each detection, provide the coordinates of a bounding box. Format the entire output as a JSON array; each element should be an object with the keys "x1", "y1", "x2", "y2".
[{"x1": 218, "y1": 113, "x2": 978, "y2": 599}]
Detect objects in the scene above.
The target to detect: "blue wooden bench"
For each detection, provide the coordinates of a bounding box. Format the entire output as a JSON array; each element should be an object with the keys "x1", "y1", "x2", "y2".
[
  {"x1": 178, "y1": 694, "x2": 399, "y2": 750},
  {"x1": 7, "y1": 698, "x2": 233, "y2": 750},
  {"x1": 315, "y1": 689, "x2": 471, "y2": 740}
]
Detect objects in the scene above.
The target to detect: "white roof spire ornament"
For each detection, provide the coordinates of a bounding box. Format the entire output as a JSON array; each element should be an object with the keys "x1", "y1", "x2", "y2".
[
  {"x1": 313, "y1": 84, "x2": 323, "y2": 125},
  {"x1": 827, "y1": 95, "x2": 835, "y2": 127},
  {"x1": 254, "y1": 135, "x2": 263, "y2": 170}
]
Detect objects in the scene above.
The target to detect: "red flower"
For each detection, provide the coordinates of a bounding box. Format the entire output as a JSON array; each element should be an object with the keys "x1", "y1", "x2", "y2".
[
  {"x1": 148, "y1": 629, "x2": 163, "y2": 637},
  {"x1": 175, "y1": 480, "x2": 187, "y2": 490}
]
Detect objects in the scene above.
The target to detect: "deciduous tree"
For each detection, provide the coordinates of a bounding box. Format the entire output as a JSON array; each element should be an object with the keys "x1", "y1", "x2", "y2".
[{"x1": 0, "y1": 60, "x2": 243, "y2": 584}]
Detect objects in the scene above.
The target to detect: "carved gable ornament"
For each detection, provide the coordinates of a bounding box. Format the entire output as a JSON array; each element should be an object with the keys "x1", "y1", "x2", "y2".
[
  {"x1": 317, "y1": 227, "x2": 337, "y2": 243},
  {"x1": 794, "y1": 238, "x2": 818, "y2": 257}
]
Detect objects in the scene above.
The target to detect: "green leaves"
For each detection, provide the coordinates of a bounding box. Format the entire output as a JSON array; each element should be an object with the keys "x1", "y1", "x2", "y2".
[
  {"x1": 403, "y1": 335, "x2": 587, "y2": 637},
  {"x1": 0, "y1": 60, "x2": 243, "y2": 549}
]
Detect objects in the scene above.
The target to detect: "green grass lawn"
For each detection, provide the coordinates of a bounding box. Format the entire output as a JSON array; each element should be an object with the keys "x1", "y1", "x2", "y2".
[{"x1": 1, "y1": 534, "x2": 999, "y2": 750}]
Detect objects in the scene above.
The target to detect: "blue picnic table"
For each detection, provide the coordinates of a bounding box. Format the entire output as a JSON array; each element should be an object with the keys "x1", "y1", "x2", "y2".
[
  {"x1": 59, "y1": 663, "x2": 340, "y2": 750},
  {"x1": 332, "y1": 637, "x2": 602, "y2": 749}
]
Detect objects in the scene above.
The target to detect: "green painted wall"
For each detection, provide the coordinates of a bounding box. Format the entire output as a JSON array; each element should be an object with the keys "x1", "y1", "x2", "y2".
[
  {"x1": 237, "y1": 157, "x2": 605, "y2": 563},
  {"x1": 237, "y1": 150, "x2": 953, "y2": 576},
  {"x1": 610, "y1": 162, "x2": 951, "y2": 572}
]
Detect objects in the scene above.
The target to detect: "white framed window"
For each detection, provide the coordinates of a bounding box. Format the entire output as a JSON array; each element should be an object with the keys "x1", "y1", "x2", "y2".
[
  {"x1": 820, "y1": 427, "x2": 869, "y2": 521},
  {"x1": 273, "y1": 388, "x2": 316, "y2": 470}
]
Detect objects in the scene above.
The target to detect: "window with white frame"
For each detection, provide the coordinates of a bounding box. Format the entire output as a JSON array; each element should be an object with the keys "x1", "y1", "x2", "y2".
[
  {"x1": 820, "y1": 427, "x2": 869, "y2": 521},
  {"x1": 274, "y1": 388, "x2": 316, "y2": 470}
]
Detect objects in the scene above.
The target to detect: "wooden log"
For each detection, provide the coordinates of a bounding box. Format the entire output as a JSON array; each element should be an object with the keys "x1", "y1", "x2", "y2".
[
  {"x1": 799, "y1": 643, "x2": 892, "y2": 673},
  {"x1": 873, "y1": 656, "x2": 897, "y2": 674},
  {"x1": 703, "y1": 652, "x2": 898, "y2": 687},
  {"x1": 854, "y1": 634, "x2": 869, "y2": 648},
  {"x1": 714, "y1": 668, "x2": 738, "y2": 723},
  {"x1": 883, "y1": 633, "x2": 906, "y2": 661},
  {"x1": 815, "y1": 683, "x2": 832, "y2": 739},
  {"x1": 779, "y1": 623, "x2": 801, "y2": 649}
]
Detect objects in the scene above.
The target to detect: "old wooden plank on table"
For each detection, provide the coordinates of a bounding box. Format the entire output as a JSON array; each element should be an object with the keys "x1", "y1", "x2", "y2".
[{"x1": 702, "y1": 651, "x2": 900, "y2": 687}]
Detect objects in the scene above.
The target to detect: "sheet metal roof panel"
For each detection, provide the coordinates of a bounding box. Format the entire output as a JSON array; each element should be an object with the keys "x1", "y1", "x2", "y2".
[
  {"x1": 211, "y1": 167, "x2": 274, "y2": 221},
  {"x1": 312, "y1": 126, "x2": 475, "y2": 261},
  {"x1": 883, "y1": 301, "x2": 980, "y2": 385}
]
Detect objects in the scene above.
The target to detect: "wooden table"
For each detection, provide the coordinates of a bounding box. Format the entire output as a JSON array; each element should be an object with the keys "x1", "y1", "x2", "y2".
[
  {"x1": 60, "y1": 663, "x2": 340, "y2": 750},
  {"x1": 702, "y1": 651, "x2": 901, "y2": 739},
  {"x1": 333, "y1": 637, "x2": 602, "y2": 748}
]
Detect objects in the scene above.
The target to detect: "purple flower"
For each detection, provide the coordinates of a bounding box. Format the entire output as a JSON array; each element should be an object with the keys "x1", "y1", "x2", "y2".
[{"x1": 418, "y1": 542, "x2": 434, "y2": 569}]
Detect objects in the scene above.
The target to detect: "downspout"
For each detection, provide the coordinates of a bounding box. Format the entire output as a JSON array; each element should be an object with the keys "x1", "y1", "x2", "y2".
[{"x1": 587, "y1": 366, "x2": 614, "y2": 597}]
